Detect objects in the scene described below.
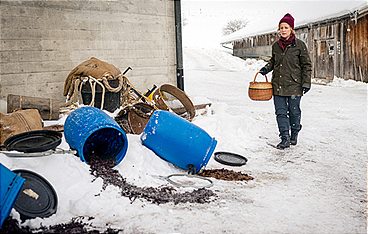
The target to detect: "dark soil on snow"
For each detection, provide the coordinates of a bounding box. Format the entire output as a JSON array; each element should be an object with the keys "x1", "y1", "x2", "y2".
[
  {"x1": 0, "y1": 216, "x2": 121, "y2": 234},
  {"x1": 89, "y1": 157, "x2": 216, "y2": 204},
  {"x1": 198, "y1": 168, "x2": 254, "y2": 181},
  {"x1": 1, "y1": 158, "x2": 221, "y2": 233}
]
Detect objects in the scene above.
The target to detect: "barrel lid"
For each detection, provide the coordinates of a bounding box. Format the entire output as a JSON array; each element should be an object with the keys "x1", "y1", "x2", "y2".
[
  {"x1": 214, "y1": 151, "x2": 248, "y2": 166},
  {"x1": 4, "y1": 130, "x2": 62, "y2": 153},
  {"x1": 12, "y1": 169, "x2": 58, "y2": 220}
]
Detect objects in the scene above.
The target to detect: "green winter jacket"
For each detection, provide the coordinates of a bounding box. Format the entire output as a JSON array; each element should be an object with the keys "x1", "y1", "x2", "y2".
[{"x1": 263, "y1": 38, "x2": 312, "y2": 96}]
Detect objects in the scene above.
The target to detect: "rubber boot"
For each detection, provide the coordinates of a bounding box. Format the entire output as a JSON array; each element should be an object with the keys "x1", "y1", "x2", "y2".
[
  {"x1": 277, "y1": 136, "x2": 290, "y2": 149},
  {"x1": 290, "y1": 132, "x2": 298, "y2": 145},
  {"x1": 290, "y1": 125, "x2": 302, "y2": 145}
]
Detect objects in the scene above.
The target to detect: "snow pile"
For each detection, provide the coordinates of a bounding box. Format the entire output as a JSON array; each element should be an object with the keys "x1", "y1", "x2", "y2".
[
  {"x1": 328, "y1": 76, "x2": 368, "y2": 88},
  {"x1": 243, "y1": 58, "x2": 267, "y2": 73}
]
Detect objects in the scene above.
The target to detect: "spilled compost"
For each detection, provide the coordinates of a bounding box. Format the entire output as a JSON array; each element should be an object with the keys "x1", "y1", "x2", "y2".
[
  {"x1": 1, "y1": 216, "x2": 120, "y2": 234},
  {"x1": 89, "y1": 157, "x2": 216, "y2": 204},
  {"x1": 199, "y1": 168, "x2": 254, "y2": 181}
]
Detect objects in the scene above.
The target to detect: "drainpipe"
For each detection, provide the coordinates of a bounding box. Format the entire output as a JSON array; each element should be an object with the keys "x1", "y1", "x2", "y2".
[{"x1": 174, "y1": 0, "x2": 184, "y2": 90}]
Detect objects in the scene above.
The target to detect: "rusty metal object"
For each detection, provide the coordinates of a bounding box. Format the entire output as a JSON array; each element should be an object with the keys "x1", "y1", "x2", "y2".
[
  {"x1": 115, "y1": 108, "x2": 130, "y2": 134},
  {"x1": 152, "y1": 84, "x2": 195, "y2": 121},
  {"x1": 115, "y1": 102, "x2": 155, "y2": 134},
  {"x1": 172, "y1": 103, "x2": 212, "y2": 116},
  {"x1": 43, "y1": 124, "x2": 64, "y2": 132}
]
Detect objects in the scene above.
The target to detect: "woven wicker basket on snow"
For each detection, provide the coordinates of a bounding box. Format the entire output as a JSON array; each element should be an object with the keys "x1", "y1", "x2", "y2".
[{"x1": 248, "y1": 72, "x2": 273, "y2": 101}]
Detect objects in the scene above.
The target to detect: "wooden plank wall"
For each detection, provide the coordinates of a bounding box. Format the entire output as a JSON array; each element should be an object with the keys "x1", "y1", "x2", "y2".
[
  {"x1": 232, "y1": 11, "x2": 367, "y2": 83},
  {"x1": 346, "y1": 14, "x2": 368, "y2": 82}
]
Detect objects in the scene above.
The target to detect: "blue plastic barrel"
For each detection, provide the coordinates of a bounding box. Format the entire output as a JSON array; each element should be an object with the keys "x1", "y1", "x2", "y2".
[
  {"x1": 141, "y1": 110, "x2": 217, "y2": 173},
  {"x1": 64, "y1": 106, "x2": 128, "y2": 165},
  {"x1": 0, "y1": 163, "x2": 25, "y2": 228}
]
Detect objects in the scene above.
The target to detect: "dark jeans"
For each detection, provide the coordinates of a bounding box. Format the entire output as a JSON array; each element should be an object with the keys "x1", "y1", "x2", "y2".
[{"x1": 273, "y1": 95, "x2": 302, "y2": 137}]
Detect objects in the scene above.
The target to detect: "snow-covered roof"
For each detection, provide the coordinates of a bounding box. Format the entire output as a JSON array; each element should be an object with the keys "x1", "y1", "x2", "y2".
[{"x1": 221, "y1": 2, "x2": 368, "y2": 44}]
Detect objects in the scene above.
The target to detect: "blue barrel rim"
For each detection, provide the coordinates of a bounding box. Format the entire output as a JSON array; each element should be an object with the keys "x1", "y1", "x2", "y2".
[
  {"x1": 64, "y1": 106, "x2": 128, "y2": 165},
  {"x1": 77, "y1": 124, "x2": 128, "y2": 164},
  {"x1": 196, "y1": 137, "x2": 217, "y2": 173}
]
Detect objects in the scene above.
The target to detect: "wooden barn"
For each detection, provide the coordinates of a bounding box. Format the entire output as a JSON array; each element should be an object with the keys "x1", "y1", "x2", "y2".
[{"x1": 224, "y1": 4, "x2": 368, "y2": 83}]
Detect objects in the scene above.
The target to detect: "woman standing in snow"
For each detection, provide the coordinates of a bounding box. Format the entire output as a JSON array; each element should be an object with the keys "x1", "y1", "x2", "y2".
[{"x1": 259, "y1": 13, "x2": 312, "y2": 149}]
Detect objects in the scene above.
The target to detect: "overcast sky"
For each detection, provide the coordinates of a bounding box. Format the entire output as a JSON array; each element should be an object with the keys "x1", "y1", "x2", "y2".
[{"x1": 182, "y1": 0, "x2": 367, "y2": 47}]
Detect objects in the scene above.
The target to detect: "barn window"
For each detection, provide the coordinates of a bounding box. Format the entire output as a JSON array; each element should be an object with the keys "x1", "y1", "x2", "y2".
[
  {"x1": 336, "y1": 41, "x2": 341, "y2": 55},
  {"x1": 328, "y1": 40, "x2": 334, "y2": 55}
]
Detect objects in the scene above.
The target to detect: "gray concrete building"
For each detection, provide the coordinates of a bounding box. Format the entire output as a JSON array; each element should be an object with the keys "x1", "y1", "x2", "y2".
[{"x1": 0, "y1": 0, "x2": 182, "y2": 112}]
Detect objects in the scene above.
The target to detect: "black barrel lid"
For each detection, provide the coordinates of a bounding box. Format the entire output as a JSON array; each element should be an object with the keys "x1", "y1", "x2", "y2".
[
  {"x1": 214, "y1": 151, "x2": 248, "y2": 166},
  {"x1": 4, "y1": 130, "x2": 62, "y2": 153},
  {"x1": 12, "y1": 169, "x2": 58, "y2": 220}
]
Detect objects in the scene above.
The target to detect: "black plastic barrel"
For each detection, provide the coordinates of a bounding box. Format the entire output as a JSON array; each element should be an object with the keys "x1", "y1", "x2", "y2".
[{"x1": 81, "y1": 79, "x2": 121, "y2": 112}]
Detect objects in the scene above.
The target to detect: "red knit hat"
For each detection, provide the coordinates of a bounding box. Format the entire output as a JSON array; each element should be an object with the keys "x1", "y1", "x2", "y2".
[{"x1": 279, "y1": 13, "x2": 294, "y2": 29}]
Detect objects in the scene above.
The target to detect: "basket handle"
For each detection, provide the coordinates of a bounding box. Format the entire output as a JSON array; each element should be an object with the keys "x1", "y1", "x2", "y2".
[{"x1": 253, "y1": 71, "x2": 269, "y2": 82}]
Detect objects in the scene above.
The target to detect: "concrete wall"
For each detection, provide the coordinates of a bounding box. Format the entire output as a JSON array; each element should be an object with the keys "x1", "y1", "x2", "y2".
[{"x1": 0, "y1": 0, "x2": 177, "y2": 113}]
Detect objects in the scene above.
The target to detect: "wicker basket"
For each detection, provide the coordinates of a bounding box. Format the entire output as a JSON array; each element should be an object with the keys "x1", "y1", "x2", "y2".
[{"x1": 248, "y1": 72, "x2": 273, "y2": 101}]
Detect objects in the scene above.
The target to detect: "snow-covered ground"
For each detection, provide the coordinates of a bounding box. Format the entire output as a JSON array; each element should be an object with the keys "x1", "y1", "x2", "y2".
[
  {"x1": 184, "y1": 48, "x2": 367, "y2": 233},
  {"x1": 1, "y1": 46, "x2": 367, "y2": 233}
]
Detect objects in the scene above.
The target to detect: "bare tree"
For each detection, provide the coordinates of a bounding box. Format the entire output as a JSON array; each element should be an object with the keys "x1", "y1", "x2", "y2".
[{"x1": 222, "y1": 19, "x2": 248, "y2": 35}]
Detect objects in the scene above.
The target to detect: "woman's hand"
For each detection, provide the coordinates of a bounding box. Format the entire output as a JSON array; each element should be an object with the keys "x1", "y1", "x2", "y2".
[
  {"x1": 303, "y1": 87, "x2": 310, "y2": 94},
  {"x1": 259, "y1": 67, "x2": 267, "y2": 75}
]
